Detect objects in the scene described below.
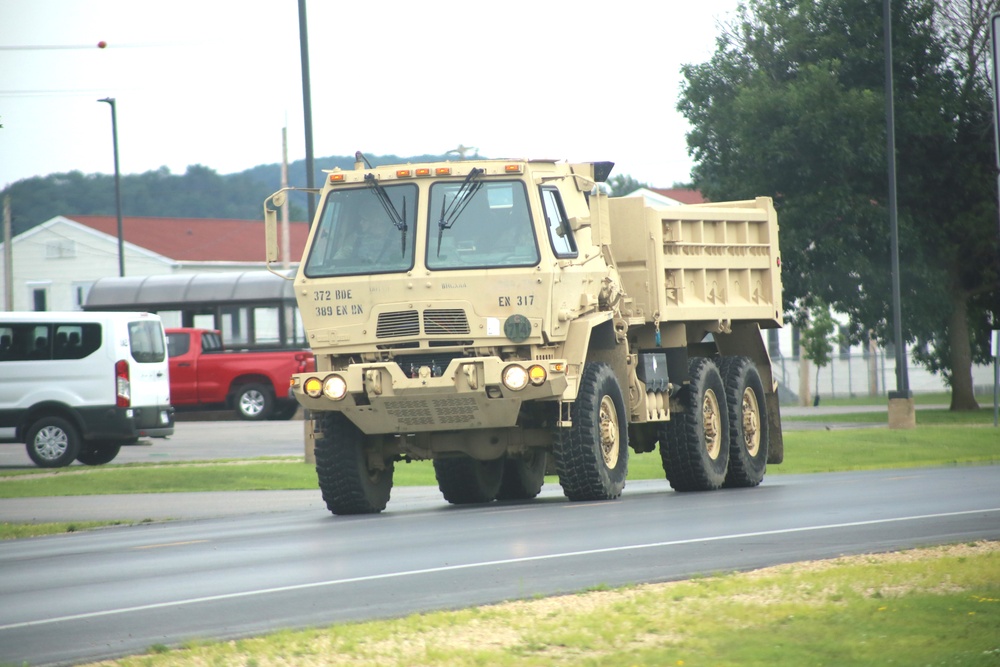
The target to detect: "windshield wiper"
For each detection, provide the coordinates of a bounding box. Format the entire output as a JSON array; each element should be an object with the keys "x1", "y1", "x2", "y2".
[
  {"x1": 437, "y1": 167, "x2": 484, "y2": 256},
  {"x1": 364, "y1": 173, "x2": 408, "y2": 257}
]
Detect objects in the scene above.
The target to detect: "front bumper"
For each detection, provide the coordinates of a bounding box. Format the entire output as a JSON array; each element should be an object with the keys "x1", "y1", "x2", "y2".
[{"x1": 293, "y1": 357, "x2": 568, "y2": 434}]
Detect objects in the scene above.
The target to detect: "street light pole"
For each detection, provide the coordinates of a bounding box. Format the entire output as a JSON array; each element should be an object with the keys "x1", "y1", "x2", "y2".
[
  {"x1": 883, "y1": 0, "x2": 914, "y2": 428},
  {"x1": 98, "y1": 97, "x2": 125, "y2": 277}
]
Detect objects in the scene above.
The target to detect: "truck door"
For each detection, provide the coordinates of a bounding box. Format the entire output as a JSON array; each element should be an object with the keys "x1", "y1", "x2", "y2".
[{"x1": 166, "y1": 331, "x2": 198, "y2": 404}]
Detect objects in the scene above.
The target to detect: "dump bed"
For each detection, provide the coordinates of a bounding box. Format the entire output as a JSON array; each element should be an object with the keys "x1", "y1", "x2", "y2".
[{"x1": 608, "y1": 197, "x2": 782, "y2": 327}]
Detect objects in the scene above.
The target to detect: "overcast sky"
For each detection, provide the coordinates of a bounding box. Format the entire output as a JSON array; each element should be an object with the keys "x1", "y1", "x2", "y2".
[{"x1": 0, "y1": 0, "x2": 740, "y2": 191}]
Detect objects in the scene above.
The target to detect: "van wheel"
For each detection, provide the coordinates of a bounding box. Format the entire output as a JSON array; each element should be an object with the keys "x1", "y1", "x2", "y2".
[
  {"x1": 554, "y1": 362, "x2": 629, "y2": 501},
  {"x1": 235, "y1": 384, "x2": 273, "y2": 420},
  {"x1": 76, "y1": 441, "x2": 123, "y2": 465},
  {"x1": 315, "y1": 413, "x2": 393, "y2": 514},
  {"x1": 496, "y1": 450, "x2": 547, "y2": 500},
  {"x1": 434, "y1": 455, "x2": 504, "y2": 504},
  {"x1": 26, "y1": 417, "x2": 81, "y2": 468},
  {"x1": 720, "y1": 356, "x2": 769, "y2": 488},
  {"x1": 660, "y1": 357, "x2": 730, "y2": 491}
]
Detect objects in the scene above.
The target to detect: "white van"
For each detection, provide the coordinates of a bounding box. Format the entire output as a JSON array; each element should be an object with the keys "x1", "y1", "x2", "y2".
[{"x1": 0, "y1": 311, "x2": 174, "y2": 467}]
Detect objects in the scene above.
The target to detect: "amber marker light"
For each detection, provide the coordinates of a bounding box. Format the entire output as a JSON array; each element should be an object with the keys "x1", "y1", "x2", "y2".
[
  {"x1": 396, "y1": 169, "x2": 412, "y2": 178},
  {"x1": 504, "y1": 164, "x2": 523, "y2": 173},
  {"x1": 303, "y1": 376, "x2": 323, "y2": 398},
  {"x1": 329, "y1": 173, "x2": 345, "y2": 183},
  {"x1": 416, "y1": 168, "x2": 431, "y2": 176},
  {"x1": 435, "y1": 167, "x2": 452, "y2": 176}
]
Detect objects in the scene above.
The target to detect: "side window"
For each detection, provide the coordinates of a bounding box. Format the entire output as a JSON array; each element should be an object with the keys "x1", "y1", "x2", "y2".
[
  {"x1": 202, "y1": 332, "x2": 223, "y2": 352},
  {"x1": 0, "y1": 324, "x2": 51, "y2": 361},
  {"x1": 540, "y1": 188, "x2": 577, "y2": 258},
  {"x1": 53, "y1": 324, "x2": 100, "y2": 360},
  {"x1": 166, "y1": 332, "x2": 190, "y2": 358}
]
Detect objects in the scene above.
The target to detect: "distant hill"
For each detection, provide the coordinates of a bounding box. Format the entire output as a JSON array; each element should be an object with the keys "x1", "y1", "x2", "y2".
[{"x1": 0, "y1": 152, "x2": 468, "y2": 237}]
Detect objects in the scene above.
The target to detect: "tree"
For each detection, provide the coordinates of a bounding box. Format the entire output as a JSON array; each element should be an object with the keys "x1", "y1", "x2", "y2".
[
  {"x1": 800, "y1": 302, "x2": 837, "y2": 401},
  {"x1": 607, "y1": 174, "x2": 649, "y2": 198},
  {"x1": 678, "y1": 0, "x2": 999, "y2": 410}
]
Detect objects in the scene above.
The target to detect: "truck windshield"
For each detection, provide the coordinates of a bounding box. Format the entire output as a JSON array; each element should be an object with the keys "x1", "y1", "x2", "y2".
[
  {"x1": 304, "y1": 184, "x2": 418, "y2": 278},
  {"x1": 426, "y1": 180, "x2": 538, "y2": 270}
]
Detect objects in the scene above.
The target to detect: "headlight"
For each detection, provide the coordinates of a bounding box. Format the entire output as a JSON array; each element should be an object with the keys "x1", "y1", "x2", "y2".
[
  {"x1": 528, "y1": 364, "x2": 547, "y2": 386},
  {"x1": 303, "y1": 376, "x2": 323, "y2": 398},
  {"x1": 323, "y1": 375, "x2": 348, "y2": 400},
  {"x1": 502, "y1": 364, "x2": 529, "y2": 391}
]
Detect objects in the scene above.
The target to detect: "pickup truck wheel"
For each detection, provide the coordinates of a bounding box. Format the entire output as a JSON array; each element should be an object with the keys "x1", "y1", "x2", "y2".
[
  {"x1": 660, "y1": 357, "x2": 730, "y2": 491},
  {"x1": 315, "y1": 413, "x2": 393, "y2": 514},
  {"x1": 271, "y1": 401, "x2": 299, "y2": 420},
  {"x1": 720, "y1": 356, "x2": 769, "y2": 488},
  {"x1": 26, "y1": 416, "x2": 81, "y2": 468},
  {"x1": 76, "y1": 441, "x2": 123, "y2": 465},
  {"x1": 496, "y1": 450, "x2": 547, "y2": 500},
  {"x1": 553, "y1": 362, "x2": 628, "y2": 501},
  {"x1": 235, "y1": 384, "x2": 273, "y2": 421},
  {"x1": 434, "y1": 455, "x2": 504, "y2": 504}
]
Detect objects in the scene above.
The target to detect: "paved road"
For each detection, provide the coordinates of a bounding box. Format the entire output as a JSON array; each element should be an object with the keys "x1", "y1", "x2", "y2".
[{"x1": 1, "y1": 466, "x2": 998, "y2": 667}]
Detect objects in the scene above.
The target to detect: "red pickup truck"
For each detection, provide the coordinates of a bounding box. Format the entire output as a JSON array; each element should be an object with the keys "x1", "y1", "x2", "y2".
[{"x1": 166, "y1": 328, "x2": 314, "y2": 420}]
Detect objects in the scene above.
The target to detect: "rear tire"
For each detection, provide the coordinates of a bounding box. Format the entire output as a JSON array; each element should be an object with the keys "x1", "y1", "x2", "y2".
[
  {"x1": 76, "y1": 441, "x2": 123, "y2": 465},
  {"x1": 720, "y1": 356, "x2": 769, "y2": 488},
  {"x1": 26, "y1": 416, "x2": 80, "y2": 468},
  {"x1": 235, "y1": 383, "x2": 274, "y2": 421},
  {"x1": 496, "y1": 450, "x2": 547, "y2": 500},
  {"x1": 660, "y1": 357, "x2": 730, "y2": 491},
  {"x1": 554, "y1": 362, "x2": 628, "y2": 501},
  {"x1": 315, "y1": 413, "x2": 393, "y2": 515},
  {"x1": 434, "y1": 455, "x2": 504, "y2": 505}
]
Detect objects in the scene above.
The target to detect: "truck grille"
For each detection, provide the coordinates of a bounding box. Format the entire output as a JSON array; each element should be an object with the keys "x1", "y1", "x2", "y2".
[
  {"x1": 376, "y1": 309, "x2": 470, "y2": 339},
  {"x1": 376, "y1": 311, "x2": 420, "y2": 338},
  {"x1": 384, "y1": 397, "x2": 479, "y2": 426}
]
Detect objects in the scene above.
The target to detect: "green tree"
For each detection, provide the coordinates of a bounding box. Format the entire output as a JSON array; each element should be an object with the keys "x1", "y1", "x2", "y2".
[
  {"x1": 607, "y1": 174, "x2": 649, "y2": 198},
  {"x1": 678, "y1": 0, "x2": 999, "y2": 410},
  {"x1": 800, "y1": 302, "x2": 837, "y2": 400}
]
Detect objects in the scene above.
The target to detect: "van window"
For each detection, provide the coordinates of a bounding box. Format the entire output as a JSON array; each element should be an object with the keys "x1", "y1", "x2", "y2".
[
  {"x1": 128, "y1": 320, "x2": 166, "y2": 363},
  {"x1": 53, "y1": 324, "x2": 101, "y2": 359},
  {"x1": 0, "y1": 322, "x2": 102, "y2": 361}
]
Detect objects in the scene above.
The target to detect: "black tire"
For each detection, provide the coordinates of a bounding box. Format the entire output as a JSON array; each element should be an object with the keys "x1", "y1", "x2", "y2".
[
  {"x1": 271, "y1": 401, "x2": 300, "y2": 421},
  {"x1": 25, "y1": 416, "x2": 81, "y2": 468},
  {"x1": 496, "y1": 450, "x2": 547, "y2": 500},
  {"x1": 235, "y1": 383, "x2": 274, "y2": 421},
  {"x1": 433, "y1": 455, "x2": 504, "y2": 505},
  {"x1": 554, "y1": 362, "x2": 629, "y2": 501},
  {"x1": 76, "y1": 441, "x2": 123, "y2": 465},
  {"x1": 720, "y1": 356, "x2": 769, "y2": 488},
  {"x1": 660, "y1": 357, "x2": 730, "y2": 491},
  {"x1": 315, "y1": 412, "x2": 394, "y2": 515}
]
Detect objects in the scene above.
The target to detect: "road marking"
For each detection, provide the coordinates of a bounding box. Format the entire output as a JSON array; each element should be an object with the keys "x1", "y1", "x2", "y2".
[
  {"x1": 133, "y1": 540, "x2": 209, "y2": 550},
  {"x1": 2, "y1": 506, "x2": 998, "y2": 632}
]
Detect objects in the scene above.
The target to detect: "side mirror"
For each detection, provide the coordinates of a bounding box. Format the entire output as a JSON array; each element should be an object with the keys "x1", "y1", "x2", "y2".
[{"x1": 264, "y1": 191, "x2": 287, "y2": 264}]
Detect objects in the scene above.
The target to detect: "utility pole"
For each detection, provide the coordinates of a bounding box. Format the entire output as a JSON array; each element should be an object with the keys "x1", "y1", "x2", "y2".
[
  {"x1": 298, "y1": 0, "x2": 316, "y2": 223},
  {"x1": 883, "y1": 0, "x2": 914, "y2": 428},
  {"x1": 3, "y1": 195, "x2": 12, "y2": 311},
  {"x1": 98, "y1": 97, "x2": 125, "y2": 277}
]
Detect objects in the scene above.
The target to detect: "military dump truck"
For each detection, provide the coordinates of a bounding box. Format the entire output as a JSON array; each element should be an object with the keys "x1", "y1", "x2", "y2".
[{"x1": 263, "y1": 156, "x2": 784, "y2": 515}]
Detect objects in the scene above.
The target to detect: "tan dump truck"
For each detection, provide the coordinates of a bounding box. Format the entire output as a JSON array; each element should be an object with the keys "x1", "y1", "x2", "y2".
[{"x1": 264, "y1": 156, "x2": 783, "y2": 515}]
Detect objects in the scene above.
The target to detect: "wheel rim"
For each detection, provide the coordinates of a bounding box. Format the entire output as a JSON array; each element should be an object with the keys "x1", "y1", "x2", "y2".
[
  {"x1": 598, "y1": 394, "x2": 620, "y2": 468},
  {"x1": 741, "y1": 387, "x2": 761, "y2": 456},
  {"x1": 35, "y1": 426, "x2": 68, "y2": 461},
  {"x1": 240, "y1": 390, "x2": 265, "y2": 416},
  {"x1": 702, "y1": 389, "x2": 722, "y2": 460}
]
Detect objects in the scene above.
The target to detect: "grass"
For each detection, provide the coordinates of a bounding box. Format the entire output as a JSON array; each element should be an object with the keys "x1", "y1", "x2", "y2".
[{"x1": 79, "y1": 541, "x2": 1000, "y2": 667}]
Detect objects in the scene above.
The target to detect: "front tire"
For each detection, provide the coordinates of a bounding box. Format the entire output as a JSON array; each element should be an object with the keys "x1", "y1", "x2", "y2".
[
  {"x1": 434, "y1": 455, "x2": 504, "y2": 505},
  {"x1": 554, "y1": 362, "x2": 628, "y2": 501},
  {"x1": 720, "y1": 356, "x2": 769, "y2": 488},
  {"x1": 26, "y1": 416, "x2": 80, "y2": 468},
  {"x1": 660, "y1": 357, "x2": 730, "y2": 491},
  {"x1": 76, "y1": 441, "x2": 123, "y2": 465},
  {"x1": 496, "y1": 450, "x2": 547, "y2": 500},
  {"x1": 315, "y1": 413, "x2": 394, "y2": 515},
  {"x1": 235, "y1": 383, "x2": 274, "y2": 421}
]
